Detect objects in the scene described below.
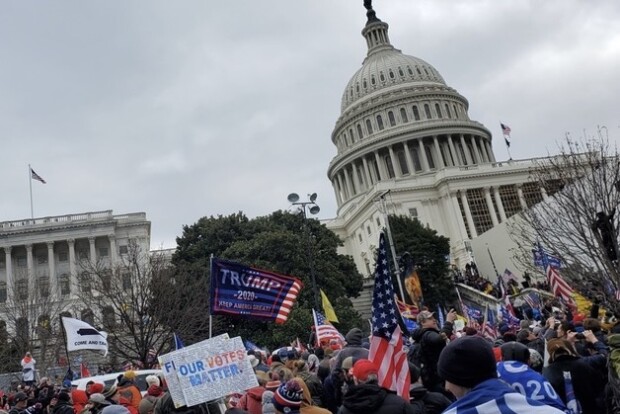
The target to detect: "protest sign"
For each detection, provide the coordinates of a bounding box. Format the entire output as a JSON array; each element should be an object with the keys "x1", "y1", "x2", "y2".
[{"x1": 159, "y1": 335, "x2": 257, "y2": 407}]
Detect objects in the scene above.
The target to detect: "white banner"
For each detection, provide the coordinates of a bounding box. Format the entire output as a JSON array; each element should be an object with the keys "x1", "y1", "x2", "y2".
[
  {"x1": 62, "y1": 317, "x2": 108, "y2": 356},
  {"x1": 159, "y1": 335, "x2": 257, "y2": 408}
]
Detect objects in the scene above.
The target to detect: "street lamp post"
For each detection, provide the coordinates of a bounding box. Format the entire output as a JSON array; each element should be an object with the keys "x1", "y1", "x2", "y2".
[{"x1": 288, "y1": 192, "x2": 322, "y2": 311}]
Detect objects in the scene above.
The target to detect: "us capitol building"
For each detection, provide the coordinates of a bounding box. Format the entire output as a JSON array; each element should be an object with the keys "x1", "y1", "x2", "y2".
[{"x1": 324, "y1": 3, "x2": 558, "y2": 280}]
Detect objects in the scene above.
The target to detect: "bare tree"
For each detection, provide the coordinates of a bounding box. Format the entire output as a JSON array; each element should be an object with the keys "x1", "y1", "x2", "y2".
[
  {"x1": 0, "y1": 268, "x2": 76, "y2": 375},
  {"x1": 511, "y1": 131, "x2": 620, "y2": 314},
  {"x1": 77, "y1": 241, "x2": 210, "y2": 367}
]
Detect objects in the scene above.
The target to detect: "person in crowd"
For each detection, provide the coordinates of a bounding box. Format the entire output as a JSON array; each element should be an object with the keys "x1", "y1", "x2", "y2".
[
  {"x1": 50, "y1": 392, "x2": 74, "y2": 414},
  {"x1": 338, "y1": 359, "x2": 416, "y2": 414},
  {"x1": 497, "y1": 342, "x2": 566, "y2": 412},
  {"x1": 261, "y1": 391, "x2": 275, "y2": 414},
  {"x1": 21, "y1": 353, "x2": 36, "y2": 387},
  {"x1": 272, "y1": 380, "x2": 303, "y2": 414},
  {"x1": 104, "y1": 386, "x2": 137, "y2": 414},
  {"x1": 236, "y1": 373, "x2": 267, "y2": 414},
  {"x1": 9, "y1": 392, "x2": 29, "y2": 414},
  {"x1": 408, "y1": 362, "x2": 452, "y2": 414},
  {"x1": 137, "y1": 382, "x2": 163, "y2": 414},
  {"x1": 437, "y1": 336, "x2": 565, "y2": 413},
  {"x1": 543, "y1": 333, "x2": 607, "y2": 414},
  {"x1": 333, "y1": 329, "x2": 368, "y2": 370},
  {"x1": 322, "y1": 360, "x2": 348, "y2": 414},
  {"x1": 291, "y1": 377, "x2": 330, "y2": 414},
  {"x1": 101, "y1": 406, "x2": 130, "y2": 414},
  {"x1": 116, "y1": 372, "x2": 142, "y2": 412},
  {"x1": 293, "y1": 363, "x2": 323, "y2": 408},
  {"x1": 315, "y1": 349, "x2": 331, "y2": 384},
  {"x1": 409, "y1": 309, "x2": 456, "y2": 392},
  {"x1": 83, "y1": 394, "x2": 111, "y2": 414},
  {"x1": 516, "y1": 328, "x2": 545, "y2": 356},
  {"x1": 606, "y1": 333, "x2": 620, "y2": 413},
  {"x1": 72, "y1": 389, "x2": 89, "y2": 414}
]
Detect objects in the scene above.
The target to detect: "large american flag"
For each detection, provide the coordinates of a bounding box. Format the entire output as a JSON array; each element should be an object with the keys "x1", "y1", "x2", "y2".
[
  {"x1": 368, "y1": 233, "x2": 410, "y2": 399},
  {"x1": 537, "y1": 243, "x2": 574, "y2": 304},
  {"x1": 482, "y1": 307, "x2": 497, "y2": 340},
  {"x1": 30, "y1": 167, "x2": 46, "y2": 184},
  {"x1": 312, "y1": 309, "x2": 344, "y2": 345}
]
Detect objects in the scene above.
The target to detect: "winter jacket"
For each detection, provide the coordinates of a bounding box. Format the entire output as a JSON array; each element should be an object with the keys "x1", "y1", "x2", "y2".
[
  {"x1": 408, "y1": 384, "x2": 452, "y2": 414},
  {"x1": 543, "y1": 354, "x2": 606, "y2": 414},
  {"x1": 410, "y1": 322, "x2": 453, "y2": 390},
  {"x1": 442, "y1": 379, "x2": 565, "y2": 414},
  {"x1": 293, "y1": 377, "x2": 330, "y2": 414},
  {"x1": 71, "y1": 390, "x2": 89, "y2": 414},
  {"x1": 52, "y1": 401, "x2": 76, "y2": 414},
  {"x1": 237, "y1": 386, "x2": 265, "y2": 414},
  {"x1": 296, "y1": 372, "x2": 323, "y2": 408},
  {"x1": 117, "y1": 383, "x2": 142, "y2": 412},
  {"x1": 333, "y1": 329, "x2": 369, "y2": 370},
  {"x1": 338, "y1": 383, "x2": 416, "y2": 414},
  {"x1": 322, "y1": 369, "x2": 346, "y2": 414}
]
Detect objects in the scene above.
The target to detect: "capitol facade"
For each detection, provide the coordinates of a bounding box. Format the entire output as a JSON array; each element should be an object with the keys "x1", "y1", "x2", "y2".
[{"x1": 325, "y1": 4, "x2": 559, "y2": 279}]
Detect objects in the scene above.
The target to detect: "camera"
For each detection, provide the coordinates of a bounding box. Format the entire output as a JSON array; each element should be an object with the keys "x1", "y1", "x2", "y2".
[{"x1": 575, "y1": 333, "x2": 585, "y2": 340}]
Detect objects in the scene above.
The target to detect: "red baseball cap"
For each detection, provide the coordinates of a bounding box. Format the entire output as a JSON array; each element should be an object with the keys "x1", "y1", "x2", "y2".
[{"x1": 350, "y1": 359, "x2": 378, "y2": 382}]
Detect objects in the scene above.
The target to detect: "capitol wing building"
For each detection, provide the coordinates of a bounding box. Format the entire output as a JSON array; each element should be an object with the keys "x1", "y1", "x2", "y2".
[{"x1": 325, "y1": 4, "x2": 559, "y2": 279}]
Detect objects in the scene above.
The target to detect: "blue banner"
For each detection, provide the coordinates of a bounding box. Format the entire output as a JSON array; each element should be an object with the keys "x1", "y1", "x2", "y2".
[
  {"x1": 209, "y1": 258, "x2": 303, "y2": 324},
  {"x1": 533, "y1": 249, "x2": 562, "y2": 268}
]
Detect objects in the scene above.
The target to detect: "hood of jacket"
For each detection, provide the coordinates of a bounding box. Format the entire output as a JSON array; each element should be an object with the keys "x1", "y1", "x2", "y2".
[
  {"x1": 411, "y1": 326, "x2": 437, "y2": 341},
  {"x1": 345, "y1": 328, "x2": 363, "y2": 346},
  {"x1": 341, "y1": 383, "x2": 388, "y2": 413}
]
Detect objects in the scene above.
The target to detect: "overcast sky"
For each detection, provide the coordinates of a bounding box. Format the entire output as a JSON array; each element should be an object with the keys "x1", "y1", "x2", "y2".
[{"x1": 1, "y1": 1, "x2": 619, "y2": 249}]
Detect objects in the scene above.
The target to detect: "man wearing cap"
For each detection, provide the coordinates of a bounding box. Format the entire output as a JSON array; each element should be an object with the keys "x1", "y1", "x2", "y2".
[
  {"x1": 86, "y1": 393, "x2": 111, "y2": 414},
  {"x1": 9, "y1": 392, "x2": 29, "y2": 414},
  {"x1": 338, "y1": 359, "x2": 416, "y2": 414},
  {"x1": 409, "y1": 308, "x2": 456, "y2": 392},
  {"x1": 333, "y1": 328, "x2": 368, "y2": 370},
  {"x1": 438, "y1": 336, "x2": 565, "y2": 413}
]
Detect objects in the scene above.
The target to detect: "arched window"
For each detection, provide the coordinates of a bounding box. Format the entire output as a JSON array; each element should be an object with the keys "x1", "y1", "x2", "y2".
[
  {"x1": 400, "y1": 108, "x2": 408, "y2": 123},
  {"x1": 410, "y1": 147, "x2": 422, "y2": 172},
  {"x1": 424, "y1": 104, "x2": 432, "y2": 119},
  {"x1": 38, "y1": 276, "x2": 50, "y2": 298},
  {"x1": 356, "y1": 124, "x2": 364, "y2": 140},
  {"x1": 412, "y1": 105, "x2": 420, "y2": 121},
  {"x1": 37, "y1": 314, "x2": 52, "y2": 339},
  {"x1": 388, "y1": 69, "x2": 395, "y2": 79},
  {"x1": 388, "y1": 111, "x2": 396, "y2": 127},
  {"x1": 376, "y1": 115, "x2": 384, "y2": 131},
  {"x1": 398, "y1": 67, "x2": 404, "y2": 77},
  {"x1": 407, "y1": 66, "x2": 414, "y2": 75},
  {"x1": 0, "y1": 282, "x2": 6, "y2": 303},
  {"x1": 16, "y1": 279, "x2": 28, "y2": 301},
  {"x1": 102, "y1": 306, "x2": 116, "y2": 330},
  {"x1": 453, "y1": 104, "x2": 459, "y2": 118},
  {"x1": 445, "y1": 104, "x2": 451, "y2": 118},
  {"x1": 366, "y1": 119, "x2": 373, "y2": 134},
  {"x1": 371, "y1": 75, "x2": 376, "y2": 85},
  {"x1": 59, "y1": 274, "x2": 70, "y2": 296},
  {"x1": 16, "y1": 317, "x2": 29, "y2": 348},
  {"x1": 349, "y1": 128, "x2": 354, "y2": 144},
  {"x1": 425, "y1": 145, "x2": 436, "y2": 169},
  {"x1": 435, "y1": 103, "x2": 442, "y2": 118},
  {"x1": 379, "y1": 72, "x2": 385, "y2": 82},
  {"x1": 397, "y1": 151, "x2": 409, "y2": 175},
  {"x1": 122, "y1": 273, "x2": 132, "y2": 291}
]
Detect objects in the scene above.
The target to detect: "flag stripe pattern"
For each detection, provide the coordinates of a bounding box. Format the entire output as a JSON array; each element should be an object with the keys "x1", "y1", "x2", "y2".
[
  {"x1": 369, "y1": 233, "x2": 410, "y2": 399},
  {"x1": 30, "y1": 168, "x2": 46, "y2": 184},
  {"x1": 312, "y1": 309, "x2": 344, "y2": 345},
  {"x1": 547, "y1": 266, "x2": 574, "y2": 304},
  {"x1": 500, "y1": 123, "x2": 512, "y2": 136}
]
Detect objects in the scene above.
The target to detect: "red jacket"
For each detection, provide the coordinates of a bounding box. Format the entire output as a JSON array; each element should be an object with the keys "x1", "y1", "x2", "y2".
[{"x1": 237, "y1": 386, "x2": 265, "y2": 414}]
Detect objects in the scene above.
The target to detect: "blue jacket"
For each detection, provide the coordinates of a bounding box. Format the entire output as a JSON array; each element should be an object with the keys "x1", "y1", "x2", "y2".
[{"x1": 442, "y1": 378, "x2": 565, "y2": 414}]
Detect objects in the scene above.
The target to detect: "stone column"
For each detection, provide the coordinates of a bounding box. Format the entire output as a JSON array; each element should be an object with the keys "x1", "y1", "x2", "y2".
[
  {"x1": 493, "y1": 186, "x2": 507, "y2": 222},
  {"x1": 388, "y1": 146, "x2": 402, "y2": 177},
  {"x1": 343, "y1": 168, "x2": 355, "y2": 197},
  {"x1": 352, "y1": 162, "x2": 364, "y2": 191},
  {"x1": 374, "y1": 151, "x2": 387, "y2": 180},
  {"x1": 460, "y1": 134, "x2": 473, "y2": 165},
  {"x1": 484, "y1": 187, "x2": 499, "y2": 226},
  {"x1": 473, "y1": 136, "x2": 485, "y2": 163},
  {"x1": 108, "y1": 235, "x2": 117, "y2": 268},
  {"x1": 47, "y1": 242, "x2": 56, "y2": 298},
  {"x1": 433, "y1": 136, "x2": 445, "y2": 168},
  {"x1": 4, "y1": 247, "x2": 12, "y2": 301},
  {"x1": 26, "y1": 244, "x2": 34, "y2": 281},
  {"x1": 485, "y1": 141, "x2": 496, "y2": 162},
  {"x1": 450, "y1": 193, "x2": 469, "y2": 240},
  {"x1": 418, "y1": 139, "x2": 430, "y2": 171},
  {"x1": 362, "y1": 156, "x2": 373, "y2": 185},
  {"x1": 447, "y1": 134, "x2": 459, "y2": 166},
  {"x1": 403, "y1": 141, "x2": 415, "y2": 174},
  {"x1": 68, "y1": 239, "x2": 77, "y2": 297},
  {"x1": 336, "y1": 173, "x2": 346, "y2": 201},
  {"x1": 89, "y1": 237, "x2": 97, "y2": 267},
  {"x1": 460, "y1": 191, "x2": 478, "y2": 238},
  {"x1": 517, "y1": 185, "x2": 528, "y2": 210}
]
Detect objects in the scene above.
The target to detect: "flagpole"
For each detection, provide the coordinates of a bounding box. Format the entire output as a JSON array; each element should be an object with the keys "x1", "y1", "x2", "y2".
[
  {"x1": 60, "y1": 318, "x2": 72, "y2": 378},
  {"x1": 28, "y1": 164, "x2": 34, "y2": 219},
  {"x1": 505, "y1": 140, "x2": 512, "y2": 160},
  {"x1": 209, "y1": 254, "x2": 214, "y2": 339},
  {"x1": 378, "y1": 191, "x2": 406, "y2": 302}
]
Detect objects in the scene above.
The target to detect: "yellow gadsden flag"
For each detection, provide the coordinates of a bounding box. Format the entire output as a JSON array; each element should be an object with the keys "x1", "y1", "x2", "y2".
[{"x1": 321, "y1": 289, "x2": 339, "y2": 323}]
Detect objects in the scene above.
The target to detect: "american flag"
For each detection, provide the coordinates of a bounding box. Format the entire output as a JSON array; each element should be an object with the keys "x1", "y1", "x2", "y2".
[
  {"x1": 500, "y1": 306, "x2": 521, "y2": 328},
  {"x1": 482, "y1": 308, "x2": 497, "y2": 340},
  {"x1": 523, "y1": 291, "x2": 541, "y2": 309},
  {"x1": 30, "y1": 167, "x2": 46, "y2": 184},
  {"x1": 499, "y1": 279, "x2": 516, "y2": 317},
  {"x1": 547, "y1": 266, "x2": 574, "y2": 304},
  {"x1": 312, "y1": 309, "x2": 344, "y2": 345},
  {"x1": 500, "y1": 123, "x2": 512, "y2": 136},
  {"x1": 369, "y1": 233, "x2": 410, "y2": 399}
]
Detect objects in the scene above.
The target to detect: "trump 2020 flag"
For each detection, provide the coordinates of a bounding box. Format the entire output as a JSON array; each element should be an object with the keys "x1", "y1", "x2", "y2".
[
  {"x1": 62, "y1": 317, "x2": 108, "y2": 356},
  {"x1": 369, "y1": 233, "x2": 410, "y2": 399},
  {"x1": 210, "y1": 258, "x2": 303, "y2": 324}
]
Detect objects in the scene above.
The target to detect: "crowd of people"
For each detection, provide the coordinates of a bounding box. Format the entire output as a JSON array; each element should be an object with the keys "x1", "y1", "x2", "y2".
[{"x1": 3, "y1": 300, "x2": 619, "y2": 414}]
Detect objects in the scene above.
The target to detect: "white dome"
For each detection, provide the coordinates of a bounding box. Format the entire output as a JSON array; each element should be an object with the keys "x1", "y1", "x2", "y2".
[{"x1": 341, "y1": 49, "x2": 446, "y2": 113}]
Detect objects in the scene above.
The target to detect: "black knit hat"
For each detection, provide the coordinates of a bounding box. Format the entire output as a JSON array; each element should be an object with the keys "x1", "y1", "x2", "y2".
[{"x1": 437, "y1": 336, "x2": 497, "y2": 388}]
